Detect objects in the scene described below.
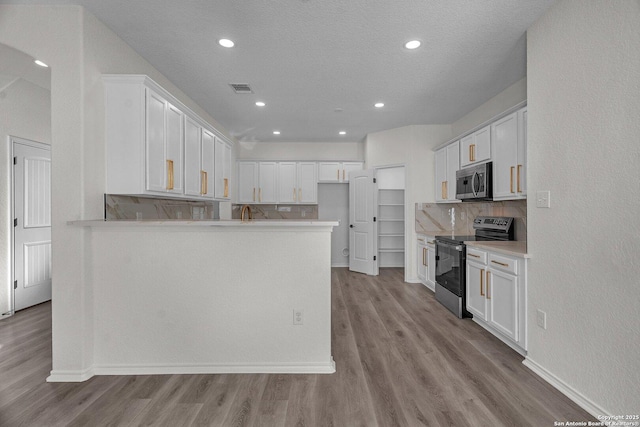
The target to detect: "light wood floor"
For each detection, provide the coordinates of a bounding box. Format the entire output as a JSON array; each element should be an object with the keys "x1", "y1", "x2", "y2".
[{"x1": 0, "y1": 268, "x2": 593, "y2": 426}]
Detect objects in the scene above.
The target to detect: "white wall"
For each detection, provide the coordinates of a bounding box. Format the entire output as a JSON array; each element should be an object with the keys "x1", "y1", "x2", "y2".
[
  {"x1": 236, "y1": 140, "x2": 363, "y2": 161},
  {"x1": 526, "y1": 0, "x2": 640, "y2": 415},
  {"x1": 365, "y1": 125, "x2": 452, "y2": 281},
  {"x1": 451, "y1": 78, "x2": 527, "y2": 137},
  {"x1": 0, "y1": 77, "x2": 51, "y2": 317},
  {"x1": 0, "y1": 5, "x2": 237, "y2": 379}
]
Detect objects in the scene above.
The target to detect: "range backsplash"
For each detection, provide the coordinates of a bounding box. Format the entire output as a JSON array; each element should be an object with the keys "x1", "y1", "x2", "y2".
[
  {"x1": 231, "y1": 204, "x2": 318, "y2": 220},
  {"x1": 105, "y1": 195, "x2": 219, "y2": 220},
  {"x1": 415, "y1": 200, "x2": 527, "y2": 241}
]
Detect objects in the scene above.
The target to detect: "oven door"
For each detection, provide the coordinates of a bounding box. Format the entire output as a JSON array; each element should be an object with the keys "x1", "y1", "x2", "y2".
[{"x1": 435, "y1": 240, "x2": 465, "y2": 297}]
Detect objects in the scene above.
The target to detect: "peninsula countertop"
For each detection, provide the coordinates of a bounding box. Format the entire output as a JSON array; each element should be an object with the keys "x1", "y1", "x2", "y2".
[{"x1": 69, "y1": 219, "x2": 339, "y2": 230}]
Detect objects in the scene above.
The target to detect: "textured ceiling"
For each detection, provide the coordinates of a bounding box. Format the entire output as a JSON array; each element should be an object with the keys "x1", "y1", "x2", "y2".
[{"x1": 0, "y1": 0, "x2": 556, "y2": 142}]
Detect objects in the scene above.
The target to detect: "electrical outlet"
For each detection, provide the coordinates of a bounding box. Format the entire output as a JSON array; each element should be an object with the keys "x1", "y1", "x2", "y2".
[
  {"x1": 293, "y1": 309, "x2": 303, "y2": 325},
  {"x1": 537, "y1": 309, "x2": 547, "y2": 330},
  {"x1": 536, "y1": 191, "x2": 551, "y2": 208}
]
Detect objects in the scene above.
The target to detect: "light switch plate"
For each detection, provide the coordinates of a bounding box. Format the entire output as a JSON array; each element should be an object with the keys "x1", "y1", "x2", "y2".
[{"x1": 536, "y1": 191, "x2": 551, "y2": 208}]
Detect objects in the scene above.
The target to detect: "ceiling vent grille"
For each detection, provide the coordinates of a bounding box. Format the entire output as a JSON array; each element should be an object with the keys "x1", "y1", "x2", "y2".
[{"x1": 229, "y1": 83, "x2": 253, "y2": 94}]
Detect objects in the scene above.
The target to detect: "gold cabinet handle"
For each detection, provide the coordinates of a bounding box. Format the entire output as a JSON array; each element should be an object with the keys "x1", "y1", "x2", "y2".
[
  {"x1": 293, "y1": 187, "x2": 297, "y2": 202},
  {"x1": 480, "y1": 268, "x2": 485, "y2": 296},
  {"x1": 468, "y1": 253, "x2": 480, "y2": 258},
  {"x1": 298, "y1": 188, "x2": 302, "y2": 201},
  {"x1": 201, "y1": 170, "x2": 206, "y2": 194},
  {"x1": 253, "y1": 187, "x2": 256, "y2": 202},
  {"x1": 486, "y1": 270, "x2": 491, "y2": 299},
  {"x1": 337, "y1": 169, "x2": 339, "y2": 180},
  {"x1": 491, "y1": 260, "x2": 509, "y2": 267},
  {"x1": 417, "y1": 238, "x2": 425, "y2": 243},
  {"x1": 441, "y1": 181, "x2": 445, "y2": 199},
  {"x1": 510, "y1": 166, "x2": 515, "y2": 193},
  {"x1": 517, "y1": 164, "x2": 522, "y2": 193},
  {"x1": 469, "y1": 144, "x2": 476, "y2": 162},
  {"x1": 343, "y1": 169, "x2": 345, "y2": 181},
  {"x1": 166, "y1": 159, "x2": 174, "y2": 190},
  {"x1": 423, "y1": 248, "x2": 427, "y2": 266},
  {"x1": 444, "y1": 181, "x2": 448, "y2": 199},
  {"x1": 224, "y1": 178, "x2": 229, "y2": 198},
  {"x1": 427, "y1": 240, "x2": 435, "y2": 245},
  {"x1": 259, "y1": 188, "x2": 262, "y2": 202}
]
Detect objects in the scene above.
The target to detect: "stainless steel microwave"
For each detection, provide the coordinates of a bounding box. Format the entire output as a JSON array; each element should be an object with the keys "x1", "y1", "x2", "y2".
[{"x1": 456, "y1": 162, "x2": 492, "y2": 201}]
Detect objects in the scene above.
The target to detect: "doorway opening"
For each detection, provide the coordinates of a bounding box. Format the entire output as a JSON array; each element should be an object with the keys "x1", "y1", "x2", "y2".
[{"x1": 375, "y1": 166, "x2": 406, "y2": 274}]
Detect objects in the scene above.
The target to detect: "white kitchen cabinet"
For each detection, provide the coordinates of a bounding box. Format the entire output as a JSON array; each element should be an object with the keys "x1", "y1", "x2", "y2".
[
  {"x1": 465, "y1": 246, "x2": 527, "y2": 354},
  {"x1": 184, "y1": 118, "x2": 214, "y2": 199},
  {"x1": 104, "y1": 75, "x2": 229, "y2": 200},
  {"x1": 297, "y1": 162, "x2": 318, "y2": 203},
  {"x1": 492, "y1": 108, "x2": 527, "y2": 200},
  {"x1": 278, "y1": 162, "x2": 298, "y2": 203},
  {"x1": 435, "y1": 142, "x2": 460, "y2": 202},
  {"x1": 318, "y1": 161, "x2": 363, "y2": 183},
  {"x1": 258, "y1": 162, "x2": 278, "y2": 203},
  {"x1": 277, "y1": 162, "x2": 317, "y2": 204},
  {"x1": 237, "y1": 161, "x2": 258, "y2": 203},
  {"x1": 460, "y1": 125, "x2": 491, "y2": 168},
  {"x1": 416, "y1": 235, "x2": 436, "y2": 291},
  {"x1": 416, "y1": 237, "x2": 427, "y2": 283},
  {"x1": 214, "y1": 137, "x2": 232, "y2": 200}
]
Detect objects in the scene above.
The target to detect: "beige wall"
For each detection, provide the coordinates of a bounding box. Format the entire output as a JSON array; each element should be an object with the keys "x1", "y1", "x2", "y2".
[
  {"x1": 365, "y1": 125, "x2": 452, "y2": 281},
  {"x1": 526, "y1": 0, "x2": 640, "y2": 415}
]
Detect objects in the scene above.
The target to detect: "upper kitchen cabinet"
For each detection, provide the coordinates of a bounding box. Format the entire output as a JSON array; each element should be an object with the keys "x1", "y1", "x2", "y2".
[
  {"x1": 318, "y1": 162, "x2": 363, "y2": 183},
  {"x1": 278, "y1": 162, "x2": 318, "y2": 204},
  {"x1": 237, "y1": 161, "x2": 278, "y2": 203},
  {"x1": 104, "y1": 75, "x2": 232, "y2": 200},
  {"x1": 435, "y1": 142, "x2": 460, "y2": 202},
  {"x1": 214, "y1": 137, "x2": 232, "y2": 200},
  {"x1": 492, "y1": 107, "x2": 527, "y2": 200},
  {"x1": 460, "y1": 125, "x2": 491, "y2": 168}
]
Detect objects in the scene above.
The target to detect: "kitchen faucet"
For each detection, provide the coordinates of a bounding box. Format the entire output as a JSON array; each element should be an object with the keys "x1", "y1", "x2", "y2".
[{"x1": 241, "y1": 205, "x2": 253, "y2": 222}]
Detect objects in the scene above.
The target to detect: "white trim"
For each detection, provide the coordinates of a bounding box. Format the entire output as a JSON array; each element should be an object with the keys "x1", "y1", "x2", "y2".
[
  {"x1": 47, "y1": 367, "x2": 95, "y2": 383},
  {"x1": 11, "y1": 135, "x2": 51, "y2": 151},
  {"x1": 332, "y1": 263, "x2": 349, "y2": 268},
  {"x1": 473, "y1": 318, "x2": 526, "y2": 356},
  {"x1": 522, "y1": 357, "x2": 610, "y2": 418}
]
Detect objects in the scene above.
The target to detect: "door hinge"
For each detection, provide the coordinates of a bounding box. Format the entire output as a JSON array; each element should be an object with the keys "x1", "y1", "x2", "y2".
[
  {"x1": 373, "y1": 178, "x2": 377, "y2": 183},
  {"x1": 14, "y1": 218, "x2": 17, "y2": 227},
  {"x1": 373, "y1": 255, "x2": 377, "y2": 261},
  {"x1": 14, "y1": 280, "x2": 17, "y2": 290},
  {"x1": 373, "y1": 216, "x2": 377, "y2": 222},
  {"x1": 13, "y1": 156, "x2": 17, "y2": 165}
]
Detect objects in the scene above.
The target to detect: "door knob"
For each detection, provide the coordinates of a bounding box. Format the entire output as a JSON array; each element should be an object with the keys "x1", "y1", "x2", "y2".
[{"x1": 349, "y1": 224, "x2": 354, "y2": 228}]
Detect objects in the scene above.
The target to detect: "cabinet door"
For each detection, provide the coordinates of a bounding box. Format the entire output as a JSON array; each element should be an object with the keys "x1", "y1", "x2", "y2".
[
  {"x1": 297, "y1": 162, "x2": 318, "y2": 203},
  {"x1": 258, "y1": 162, "x2": 278, "y2": 203},
  {"x1": 184, "y1": 116, "x2": 202, "y2": 197},
  {"x1": 491, "y1": 112, "x2": 518, "y2": 199},
  {"x1": 278, "y1": 162, "x2": 297, "y2": 203},
  {"x1": 318, "y1": 162, "x2": 341, "y2": 182},
  {"x1": 215, "y1": 138, "x2": 231, "y2": 199},
  {"x1": 342, "y1": 162, "x2": 363, "y2": 182},
  {"x1": 434, "y1": 147, "x2": 448, "y2": 202},
  {"x1": 165, "y1": 103, "x2": 184, "y2": 194},
  {"x1": 201, "y1": 129, "x2": 215, "y2": 198},
  {"x1": 145, "y1": 89, "x2": 167, "y2": 192},
  {"x1": 445, "y1": 142, "x2": 459, "y2": 200},
  {"x1": 517, "y1": 108, "x2": 527, "y2": 197},
  {"x1": 417, "y1": 242, "x2": 426, "y2": 282},
  {"x1": 237, "y1": 161, "x2": 258, "y2": 203},
  {"x1": 427, "y1": 244, "x2": 436, "y2": 287},
  {"x1": 473, "y1": 125, "x2": 491, "y2": 164},
  {"x1": 460, "y1": 134, "x2": 475, "y2": 167},
  {"x1": 487, "y1": 268, "x2": 518, "y2": 341},
  {"x1": 466, "y1": 261, "x2": 487, "y2": 320}
]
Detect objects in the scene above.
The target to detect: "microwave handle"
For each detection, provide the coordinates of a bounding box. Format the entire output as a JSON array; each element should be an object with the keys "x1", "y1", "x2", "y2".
[{"x1": 472, "y1": 171, "x2": 479, "y2": 197}]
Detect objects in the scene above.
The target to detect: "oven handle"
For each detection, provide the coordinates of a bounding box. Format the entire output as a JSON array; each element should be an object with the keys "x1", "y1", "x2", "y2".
[
  {"x1": 435, "y1": 240, "x2": 463, "y2": 252},
  {"x1": 471, "y1": 171, "x2": 479, "y2": 197}
]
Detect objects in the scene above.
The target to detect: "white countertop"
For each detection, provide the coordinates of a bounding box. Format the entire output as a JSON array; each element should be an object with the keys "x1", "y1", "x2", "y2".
[
  {"x1": 465, "y1": 241, "x2": 529, "y2": 258},
  {"x1": 69, "y1": 219, "x2": 339, "y2": 230}
]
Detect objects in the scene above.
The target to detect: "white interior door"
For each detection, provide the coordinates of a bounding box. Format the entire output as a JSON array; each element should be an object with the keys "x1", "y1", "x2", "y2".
[
  {"x1": 14, "y1": 141, "x2": 52, "y2": 311},
  {"x1": 349, "y1": 169, "x2": 378, "y2": 275}
]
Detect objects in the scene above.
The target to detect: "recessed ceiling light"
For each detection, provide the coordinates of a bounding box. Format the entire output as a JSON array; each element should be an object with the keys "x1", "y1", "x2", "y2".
[
  {"x1": 273, "y1": 131, "x2": 281, "y2": 135},
  {"x1": 404, "y1": 40, "x2": 422, "y2": 50},
  {"x1": 218, "y1": 39, "x2": 235, "y2": 48},
  {"x1": 374, "y1": 102, "x2": 385, "y2": 108},
  {"x1": 255, "y1": 101, "x2": 266, "y2": 107},
  {"x1": 34, "y1": 59, "x2": 48, "y2": 68},
  {"x1": 339, "y1": 131, "x2": 346, "y2": 135}
]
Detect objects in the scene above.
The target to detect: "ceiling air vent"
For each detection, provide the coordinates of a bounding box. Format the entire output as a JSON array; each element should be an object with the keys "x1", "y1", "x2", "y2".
[{"x1": 229, "y1": 83, "x2": 253, "y2": 94}]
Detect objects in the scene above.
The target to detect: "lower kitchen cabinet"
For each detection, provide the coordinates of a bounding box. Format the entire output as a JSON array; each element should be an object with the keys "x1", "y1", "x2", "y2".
[
  {"x1": 416, "y1": 234, "x2": 436, "y2": 291},
  {"x1": 466, "y1": 246, "x2": 527, "y2": 354}
]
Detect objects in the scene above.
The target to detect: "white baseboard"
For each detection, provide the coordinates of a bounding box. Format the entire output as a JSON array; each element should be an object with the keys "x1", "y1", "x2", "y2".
[
  {"x1": 331, "y1": 263, "x2": 349, "y2": 268},
  {"x1": 522, "y1": 357, "x2": 610, "y2": 418},
  {"x1": 50, "y1": 358, "x2": 337, "y2": 381},
  {"x1": 47, "y1": 367, "x2": 95, "y2": 382}
]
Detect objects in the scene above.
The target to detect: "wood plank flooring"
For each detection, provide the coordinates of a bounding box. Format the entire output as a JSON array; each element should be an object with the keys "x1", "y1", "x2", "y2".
[{"x1": 0, "y1": 268, "x2": 594, "y2": 426}]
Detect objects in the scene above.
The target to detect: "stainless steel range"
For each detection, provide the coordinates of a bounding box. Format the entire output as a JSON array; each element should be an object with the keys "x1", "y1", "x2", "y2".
[{"x1": 434, "y1": 216, "x2": 515, "y2": 318}]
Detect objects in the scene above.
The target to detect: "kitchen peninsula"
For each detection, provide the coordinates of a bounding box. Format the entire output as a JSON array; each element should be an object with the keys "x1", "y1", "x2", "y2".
[{"x1": 56, "y1": 219, "x2": 337, "y2": 381}]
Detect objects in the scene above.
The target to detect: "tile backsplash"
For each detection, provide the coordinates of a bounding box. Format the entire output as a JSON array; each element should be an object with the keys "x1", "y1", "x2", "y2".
[
  {"x1": 415, "y1": 200, "x2": 527, "y2": 241},
  {"x1": 105, "y1": 195, "x2": 219, "y2": 220},
  {"x1": 231, "y1": 204, "x2": 318, "y2": 220}
]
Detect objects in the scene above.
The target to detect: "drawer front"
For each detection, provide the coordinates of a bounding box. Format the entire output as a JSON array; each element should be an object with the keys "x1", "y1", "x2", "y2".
[
  {"x1": 488, "y1": 253, "x2": 518, "y2": 275},
  {"x1": 467, "y1": 248, "x2": 487, "y2": 264}
]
